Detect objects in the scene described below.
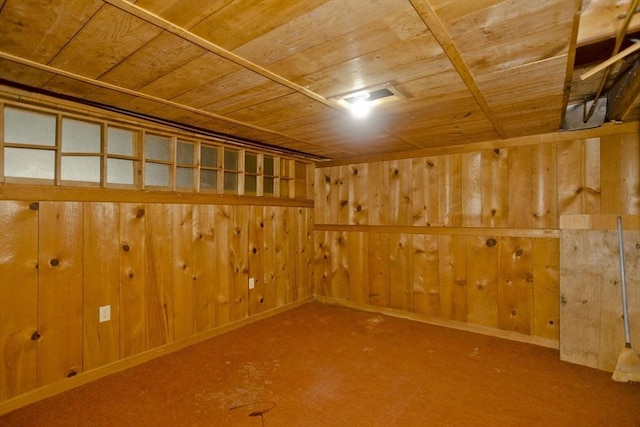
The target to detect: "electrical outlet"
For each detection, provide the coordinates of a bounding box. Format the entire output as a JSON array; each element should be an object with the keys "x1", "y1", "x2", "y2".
[
  {"x1": 99, "y1": 305, "x2": 111, "y2": 323},
  {"x1": 248, "y1": 277, "x2": 255, "y2": 290}
]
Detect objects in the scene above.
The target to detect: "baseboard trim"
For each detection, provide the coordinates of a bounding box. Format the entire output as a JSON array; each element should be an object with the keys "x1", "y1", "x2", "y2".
[
  {"x1": 0, "y1": 297, "x2": 313, "y2": 416},
  {"x1": 313, "y1": 296, "x2": 560, "y2": 350}
]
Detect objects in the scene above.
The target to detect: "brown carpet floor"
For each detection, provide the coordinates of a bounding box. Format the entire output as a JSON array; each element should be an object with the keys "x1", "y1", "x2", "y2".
[{"x1": 2, "y1": 302, "x2": 639, "y2": 426}]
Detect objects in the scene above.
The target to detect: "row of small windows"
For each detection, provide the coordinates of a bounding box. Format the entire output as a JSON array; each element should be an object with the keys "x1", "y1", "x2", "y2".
[{"x1": 2, "y1": 105, "x2": 307, "y2": 198}]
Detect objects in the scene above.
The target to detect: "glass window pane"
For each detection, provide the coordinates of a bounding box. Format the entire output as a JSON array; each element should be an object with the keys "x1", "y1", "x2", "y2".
[
  {"x1": 201, "y1": 145, "x2": 218, "y2": 168},
  {"x1": 4, "y1": 147, "x2": 54, "y2": 179},
  {"x1": 224, "y1": 171, "x2": 237, "y2": 192},
  {"x1": 264, "y1": 177, "x2": 274, "y2": 195},
  {"x1": 224, "y1": 149, "x2": 238, "y2": 170},
  {"x1": 62, "y1": 118, "x2": 100, "y2": 153},
  {"x1": 177, "y1": 167, "x2": 193, "y2": 188},
  {"x1": 61, "y1": 156, "x2": 101, "y2": 182},
  {"x1": 245, "y1": 153, "x2": 257, "y2": 173},
  {"x1": 145, "y1": 134, "x2": 171, "y2": 161},
  {"x1": 107, "y1": 158, "x2": 134, "y2": 185},
  {"x1": 4, "y1": 107, "x2": 56, "y2": 146},
  {"x1": 245, "y1": 175, "x2": 257, "y2": 194},
  {"x1": 264, "y1": 156, "x2": 274, "y2": 176},
  {"x1": 200, "y1": 169, "x2": 217, "y2": 190},
  {"x1": 145, "y1": 163, "x2": 169, "y2": 187},
  {"x1": 177, "y1": 141, "x2": 194, "y2": 165},
  {"x1": 108, "y1": 127, "x2": 134, "y2": 156}
]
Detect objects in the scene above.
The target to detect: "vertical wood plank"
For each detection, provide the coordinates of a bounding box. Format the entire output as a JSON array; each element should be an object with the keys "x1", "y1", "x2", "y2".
[
  {"x1": 193, "y1": 205, "x2": 217, "y2": 332},
  {"x1": 368, "y1": 232, "x2": 390, "y2": 307},
  {"x1": 38, "y1": 201, "x2": 84, "y2": 385},
  {"x1": 330, "y1": 231, "x2": 350, "y2": 300},
  {"x1": 119, "y1": 204, "x2": 147, "y2": 358},
  {"x1": 467, "y1": 235, "x2": 499, "y2": 328},
  {"x1": 389, "y1": 233, "x2": 412, "y2": 310},
  {"x1": 388, "y1": 159, "x2": 412, "y2": 225},
  {"x1": 83, "y1": 202, "x2": 120, "y2": 371},
  {"x1": 314, "y1": 230, "x2": 331, "y2": 298},
  {"x1": 214, "y1": 205, "x2": 232, "y2": 324},
  {"x1": 144, "y1": 203, "x2": 173, "y2": 347},
  {"x1": 461, "y1": 152, "x2": 482, "y2": 227},
  {"x1": 601, "y1": 133, "x2": 640, "y2": 214},
  {"x1": 348, "y1": 232, "x2": 369, "y2": 305},
  {"x1": 498, "y1": 237, "x2": 533, "y2": 334},
  {"x1": 368, "y1": 162, "x2": 389, "y2": 225},
  {"x1": 273, "y1": 207, "x2": 289, "y2": 306},
  {"x1": 314, "y1": 168, "x2": 331, "y2": 224},
  {"x1": 263, "y1": 206, "x2": 277, "y2": 310},
  {"x1": 230, "y1": 205, "x2": 249, "y2": 320},
  {"x1": 330, "y1": 166, "x2": 348, "y2": 224},
  {"x1": 508, "y1": 146, "x2": 532, "y2": 228},
  {"x1": 348, "y1": 164, "x2": 368, "y2": 225},
  {"x1": 557, "y1": 138, "x2": 601, "y2": 215},
  {"x1": 532, "y1": 238, "x2": 560, "y2": 341},
  {"x1": 438, "y1": 235, "x2": 467, "y2": 322},
  {"x1": 248, "y1": 206, "x2": 265, "y2": 315},
  {"x1": 411, "y1": 234, "x2": 439, "y2": 315},
  {"x1": 411, "y1": 157, "x2": 428, "y2": 226},
  {"x1": 438, "y1": 154, "x2": 462, "y2": 226},
  {"x1": 481, "y1": 148, "x2": 509, "y2": 227},
  {"x1": 298, "y1": 207, "x2": 314, "y2": 299},
  {"x1": 531, "y1": 143, "x2": 558, "y2": 228},
  {"x1": 173, "y1": 204, "x2": 194, "y2": 341},
  {"x1": 0, "y1": 201, "x2": 38, "y2": 400},
  {"x1": 287, "y1": 207, "x2": 298, "y2": 303}
]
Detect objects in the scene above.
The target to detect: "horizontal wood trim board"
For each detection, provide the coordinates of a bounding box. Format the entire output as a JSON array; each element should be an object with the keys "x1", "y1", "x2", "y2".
[
  {"x1": 0, "y1": 184, "x2": 314, "y2": 207},
  {"x1": 314, "y1": 296, "x2": 559, "y2": 350},
  {"x1": 314, "y1": 223, "x2": 560, "y2": 238},
  {"x1": 0, "y1": 298, "x2": 313, "y2": 417},
  {"x1": 560, "y1": 214, "x2": 640, "y2": 230},
  {"x1": 315, "y1": 121, "x2": 640, "y2": 167}
]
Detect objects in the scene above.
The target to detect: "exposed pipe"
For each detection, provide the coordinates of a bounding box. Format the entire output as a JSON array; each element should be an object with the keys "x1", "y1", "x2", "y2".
[{"x1": 583, "y1": 0, "x2": 639, "y2": 122}]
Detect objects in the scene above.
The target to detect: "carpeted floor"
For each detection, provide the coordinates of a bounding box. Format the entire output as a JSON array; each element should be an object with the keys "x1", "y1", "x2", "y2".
[{"x1": 2, "y1": 302, "x2": 639, "y2": 426}]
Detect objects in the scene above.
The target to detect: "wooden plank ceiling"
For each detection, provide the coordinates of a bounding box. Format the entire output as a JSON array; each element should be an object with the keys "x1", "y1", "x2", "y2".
[{"x1": 0, "y1": 0, "x2": 638, "y2": 160}]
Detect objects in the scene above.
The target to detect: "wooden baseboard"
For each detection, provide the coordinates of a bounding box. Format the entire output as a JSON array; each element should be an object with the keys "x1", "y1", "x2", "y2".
[
  {"x1": 0, "y1": 298, "x2": 313, "y2": 416},
  {"x1": 313, "y1": 296, "x2": 560, "y2": 350}
]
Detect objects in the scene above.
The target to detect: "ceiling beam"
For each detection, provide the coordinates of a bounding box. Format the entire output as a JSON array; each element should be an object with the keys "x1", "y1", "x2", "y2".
[{"x1": 407, "y1": 0, "x2": 507, "y2": 139}]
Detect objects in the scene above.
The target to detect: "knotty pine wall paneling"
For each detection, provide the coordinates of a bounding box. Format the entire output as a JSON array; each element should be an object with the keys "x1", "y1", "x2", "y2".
[
  {"x1": 38, "y1": 202, "x2": 84, "y2": 385},
  {"x1": 314, "y1": 129, "x2": 639, "y2": 346},
  {"x1": 119, "y1": 204, "x2": 147, "y2": 357},
  {"x1": 83, "y1": 203, "x2": 120, "y2": 371},
  {"x1": 0, "y1": 200, "x2": 313, "y2": 408},
  {"x1": 0, "y1": 201, "x2": 38, "y2": 401}
]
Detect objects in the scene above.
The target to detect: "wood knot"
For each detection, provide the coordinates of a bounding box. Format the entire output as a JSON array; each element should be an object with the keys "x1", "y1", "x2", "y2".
[
  {"x1": 31, "y1": 331, "x2": 41, "y2": 341},
  {"x1": 136, "y1": 208, "x2": 145, "y2": 218},
  {"x1": 490, "y1": 209, "x2": 497, "y2": 216},
  {"x1": 486, "y1": 238, "x2": 497, "y2": 247},
  {"x1": 128, "y1": 272, "x2": 134, "y2": 279},
  {"x1": 66, "y1": 370, "x2": 78, "y2": 378},
  {"x1": 352, "y1": 168, "x2": 358, "y2": 175},
  {"x1": 252, "y1": 247, "x2": 258, "y2": 254},
  {"x1": 259, "y1": 297, "x2": 264, "y2": 304},
  {"x1": 493, "y1": 148, "x2": 500, "y2": 155},
  {"x1": 340, "y1": 200, "x2": 348, "y2": 207},
  {"x1": 510, "y1": 309, "x2": 518, "y2": 317},
  {"x1": 182, "y1": 264, "x2": 188, "y2": 270},
  {"x1": 325, "y1": 175, "x2": 331, "y2": 183},
  {"x1": 426, "y1": 160, "x2": 435, "y2": 168},
  {"x1": 29, "y1": 202, "x2": 39, "y2": 211},
  {"x1": 122, "y1": 244, "x2": 130, "y2": 252},
  {"x1": 515, "y1": 249, "x2": 523, "y2": 257},
  {"x1": 49, "y1": 258, "x2": 60, "y2": 267},
  {"x1": 393, "y1": 169, "x2": 399, "y2": 175},
  {"x1": 356, "y1": 205, "x2": 362, "y2": 212}
]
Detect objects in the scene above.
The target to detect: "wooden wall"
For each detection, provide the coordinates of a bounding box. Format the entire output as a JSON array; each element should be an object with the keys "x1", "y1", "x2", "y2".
[
  {"x1": 0, "y1": 199, "x2": 313, "y2": 403},
  {"x1": 314, "y1": 125, "x2": 640, "y2": 346}
]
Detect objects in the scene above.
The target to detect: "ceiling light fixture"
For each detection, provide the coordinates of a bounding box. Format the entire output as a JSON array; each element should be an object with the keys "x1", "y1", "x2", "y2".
[{"x1": 330, "y1": 84, "x2": 405, "y2": 120}]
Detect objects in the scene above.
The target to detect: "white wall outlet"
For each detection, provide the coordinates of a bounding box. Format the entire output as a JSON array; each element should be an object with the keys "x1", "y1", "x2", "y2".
[
  {"x1": 99, "y1": 305, "x2": 111, "y2": 323},
  {"x1": 248, "y1": 277, "x2": 255, "y2": 290}
]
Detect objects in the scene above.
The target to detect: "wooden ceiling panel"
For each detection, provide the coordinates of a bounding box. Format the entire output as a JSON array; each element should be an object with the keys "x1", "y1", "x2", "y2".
[
  {"x1": 233, "y1": 1, "x2": 425, "y2": 69},
  {"x1": 0, "y1": 0, "x2": 605, "y2": 160},
  {"x1": 98, "y1": 32, "x2": 206, "y2": 90},
  {"x1": 138, "y1": 53, "x2": 241, "y2": 100},
  {"x1": 447, "y1": 0, "x2": 576, "y2": 75},
  {"x1": 577, "y1": 0, "x2": 640, "y2": 46},
  {"x1": 48, "y1": 5, "x2": 161, "y2": 78},
  {"x1": 0, "y1": 0, "x2": 102, "y2": 62}
]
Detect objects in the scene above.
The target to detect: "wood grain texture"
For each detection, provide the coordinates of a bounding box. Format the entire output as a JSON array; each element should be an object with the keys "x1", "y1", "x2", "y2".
[
  {"x1": 193, "y1": 205, "x2": 217, "y2": 331},
  {"x1": 0, "y1": 201, "x2": 38, "y2": 400},
  {"x1": 173, "y1": 204, "x2": 194, "y2": 340},
  {"x1": 38, "y1": 202, "x2": 84, "y2": 386},
  {"x1": 83, "y1": 203, "x2": 120, "y2": 371}
]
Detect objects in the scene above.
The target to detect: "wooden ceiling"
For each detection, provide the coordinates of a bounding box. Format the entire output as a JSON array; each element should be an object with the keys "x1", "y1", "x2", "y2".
[{"x1": 0, "y1": 0, "x2": 639, "y2": 160}]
